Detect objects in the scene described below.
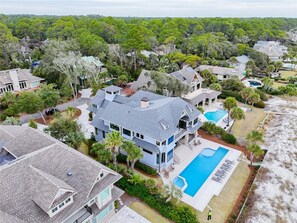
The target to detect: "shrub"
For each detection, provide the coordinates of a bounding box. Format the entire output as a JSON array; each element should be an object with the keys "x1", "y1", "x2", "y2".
[
  {"x1": 29, "y1": 119, "x2": 38, "y2": 129},
  {"x1": 222, "y1": 133, "x2": 237, "y2": 144},
  {"x1": 117, "y1": 154, "x2": 158, "y2": 176},
  {"x1": 254, "y1": 89, "x2": 268, "y2": 101},
  {"x1": 254, "y1": 100, "x2": 265, "y2": 108},
  {"x1": 115, "y1": 177, "x2": 198, "y2": 223}
]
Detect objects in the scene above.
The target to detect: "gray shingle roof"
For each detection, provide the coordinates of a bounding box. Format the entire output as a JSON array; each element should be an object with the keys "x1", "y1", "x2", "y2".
[
  {"x1": 184, "y1": 90, "x2": 221, "y2": 106},
  {"x1": 0, "y1": 126, "x2": 121, "y2": 223},
  {"x1": 30, "y1": 166, "x2": 75, "y2": 212},
  {"x1": 169, "y1": 67, "x2": 204, "y2": 85},
  {"x1": 103, "y1": 85, "x2": 122, "y2": 93},
  {"x1": 0, "y1": 125, "x2": 56, "y2": 158},
  {"x1": 92, "y1": 90, "x2": 201, "y2": 142}
]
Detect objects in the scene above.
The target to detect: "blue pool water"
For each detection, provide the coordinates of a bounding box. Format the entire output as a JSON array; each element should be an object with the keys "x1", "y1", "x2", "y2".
[
  {"x1": 173, "y1": 177, "x2": 185, "y2": 188},
  {"x1": 175, "y1": 147, "x2": 229, "y2": 197},
  {"x1": 204, "y1": 110, "x2": 227, "y2": 123},
  {"x1": 249, "y1": 81, "x2": 262, "y2": 87}
]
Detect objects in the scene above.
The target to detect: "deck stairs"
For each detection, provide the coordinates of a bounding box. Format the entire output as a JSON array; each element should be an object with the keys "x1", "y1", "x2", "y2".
[{"x1": 174, "y1": 144, "x2": 193, "y2": 164}]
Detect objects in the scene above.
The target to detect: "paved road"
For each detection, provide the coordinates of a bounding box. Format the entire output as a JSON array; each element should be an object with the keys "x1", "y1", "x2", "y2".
[{"x1": 19, "y1": 97, "x2": 90, "y2": 124}]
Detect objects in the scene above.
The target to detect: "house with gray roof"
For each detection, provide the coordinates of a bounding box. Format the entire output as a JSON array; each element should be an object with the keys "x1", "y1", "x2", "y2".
[
  {"x1": 0, "y1": 125, "x2": 123, "y2": 223},
  {"x1": 0, "y1": 68, "x2": 44, "y2": 95},
  {"x1": 197, "y1": 65, "x2": 245, "y2": 81},
  {"x1": 130, "y1": 67, "x2": 220, "y2": 107},
  {"x1": 89, "y1": 86, "x2": 203, "y2": 171},
  {"x1": 253, "y1": 41, "x2": 288, "y2": 62}
]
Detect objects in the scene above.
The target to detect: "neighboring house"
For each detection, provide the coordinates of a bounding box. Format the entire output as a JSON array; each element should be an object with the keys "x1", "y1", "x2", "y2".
[
  {"x1": 130, "y1": 67, "x2": 221, "y2": 107},
  {"x1": 287, "y1": 30, "x2": 297, "y2": 42},
  {"x1": 253, "y1": 41, "x2": 288, "y2": 62},
  {"x1": 197, "y1": 65, "x2": 245, "y2": 81},
  {"x1": 89, "y1": 85, "x2": 203, "y2": 171},
  {"x1": 153, "y1": 44, "x2": 176, "y2": 56},
  {"x1": 0, "y1": 68, "x2": 44, "y2": 95},
  {"x1": 0, "y1": 125, "x2": 123, "y2": 223}
]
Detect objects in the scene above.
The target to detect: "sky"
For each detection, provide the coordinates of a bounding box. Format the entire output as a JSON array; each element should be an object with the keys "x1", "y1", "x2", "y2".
[{"x1": 0, "y1": 0, "x2": 297, "y2": 17}]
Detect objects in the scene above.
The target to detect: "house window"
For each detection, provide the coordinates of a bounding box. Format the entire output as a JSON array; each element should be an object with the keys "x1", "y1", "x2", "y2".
[
  {"x1": 123, "y1": 128, "x2": 131, "y2": 137},
  {"x1": 162, "y1": 140, "x2": 166, "y2": 146},
  {"x1": 156, "y1": 141, "x2": 160, "y2": 146},
  {"x1": 194, "y1": 118, "x2": 198, "y2": 125},
  {"x1": 19, "y1": 81, "x2": 27, "y2": 89},
  {"x1": 106, "y1": 91, "x2": 112, "y2": 94},
  {"x1": 5, "y1": 84, "x2": 14, "y2": 92},
  {"x1": 143, "y1": 149, "x2": 152, "y2": 155},
  {"x1": 95, "y1": 127, "x2": 98, "y2": 135},
  {"x1": 161, "y1": 153, "x2": 166, "y2": 163},
  {"x1": 167, "y1": 150, "x2": 173, "y2": 162},
  {"x1": 65, "y1": 197, "x2": 71, "y2": 203},
  {"x1": 168, "y1": 135, "x2": 174, "y2": 145},
  {"x1": 110, "y1": 123, "x2": 120, "y2": 131},
  {"x1": 136, "y1": 133, "x2": 144, "y2": 139},
  {"x1": 100, "y1": 172, "x2": 104, "y2": 178},
  {"x1": 59, "y1": 202, "x2": 64, "y2": 208},
  {"x1": 52, "y1": 207, "x2": 58, "y2": 213},
  {"x1": 92, "y1": 104, "x2": 97, "y2": 109},
  {"x1": 156, "y1": 154, "x2": 160, "y2": 164}
]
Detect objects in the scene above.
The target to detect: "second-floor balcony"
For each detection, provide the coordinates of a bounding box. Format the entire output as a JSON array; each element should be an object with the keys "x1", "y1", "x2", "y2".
[{"x1": 66, "y1": 206, "x2": 93, "y2": 223}]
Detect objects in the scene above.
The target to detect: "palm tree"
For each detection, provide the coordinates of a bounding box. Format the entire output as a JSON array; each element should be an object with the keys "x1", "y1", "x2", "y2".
[
  {"x1": 266, "y1": 65, "x2": 275, "y2": 76},
  {"x1": 262, "y1": 77, "x2": 274, "y2": 91},
  {"x1": 247, "y1": 144, "x2": 264, "y2": 165},
  {"x1": 163, "y1": 182, "x2": 183, "y2": 204},
  {"x1": 274, "y1": 61, "x2": 283, "y2": 72},
  {"x1": 231, "y1": 107, "x2": 245, "y2": 123},
  {"x1": 122, "y1": 141, "x2": 143, "y2": 172},
  {"x1": 66, "y1": 106, "x2": 76, "y2": 118},
  {"x1": 246, "y1": 130, "x2": 264, "y2": 165},
  {"x1": 230, "y1": 56, "x2": 238, "y2": 65},
  {"x1": 248, "y1": 93, "x2": 260, "y2": 110},
  {"x1": 240, "y1": 88, "x2": 254, "y2": 104},
  {"x1": 246, "y1": 130, "x2": 264, "y2": 145},
  {"x1": 91, "y1": 142, "x2": 112, "y2": 165},
  {"x1": 223, "y1": 97, "x2": 237, "y2": 126},
  {"x1": 104, "y1": 131, "x2": 124, "y2": 167}
]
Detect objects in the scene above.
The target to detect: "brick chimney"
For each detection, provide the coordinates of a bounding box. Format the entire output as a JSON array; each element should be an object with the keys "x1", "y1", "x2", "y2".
[{"x1": 141, "y1": 97, "x2": 149, "y2": 108}]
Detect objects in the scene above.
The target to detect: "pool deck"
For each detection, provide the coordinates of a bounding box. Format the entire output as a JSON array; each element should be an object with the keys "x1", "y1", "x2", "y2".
[
  {"x1": 201, "y1": 102, "x2": 248, "y2": 131},
  {"x1": 161, "y1": 138, "x2": 241, "y2": 212}
]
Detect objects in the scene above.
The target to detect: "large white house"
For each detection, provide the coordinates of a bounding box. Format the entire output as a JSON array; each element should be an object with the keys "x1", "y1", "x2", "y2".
[
  {"x1": 0, "y1": 68, "x2": 44, "y2": 95},
  {"x1": 130, "y1": 67, "x2": 221, "y2": 107},
  {"x1": 253, "y1": 41, "x2": 288, "y2": 62},
  {"x1": 0, "y1": 125, "x2": 124, "y2": 223},
  {"x1": 89, "y1": 86, "x2": 203, "y2": 171}
]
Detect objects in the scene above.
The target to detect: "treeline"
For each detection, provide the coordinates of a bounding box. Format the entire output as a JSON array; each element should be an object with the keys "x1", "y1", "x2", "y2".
[{"x1": 1, "y1": 15, "x2": 297, "y2": 77}]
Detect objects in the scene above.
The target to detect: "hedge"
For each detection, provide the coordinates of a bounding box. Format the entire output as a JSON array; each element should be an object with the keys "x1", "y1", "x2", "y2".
[
  {"x1": 201, "y1": 122, "x2": 237, "y2": 145},
  {"x1": 219, "y1": 90, "x2": 265, "y2": 108},
  {"x1": 117, "y1": 153, "x2": 158, "y2": 176},
  {"x1": 222, "y1": 133, "x2": 237, "y2": 144},
  {"x1": 115, "y1": 177, "x2": 198, "y2": 223}
]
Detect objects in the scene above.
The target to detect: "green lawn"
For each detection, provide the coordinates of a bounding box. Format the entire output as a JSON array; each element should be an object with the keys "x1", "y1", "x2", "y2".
[
  {"x1": 231, "y1": 104, "x2": 267, "y2": 145},
  {"x1": 130, "y1": 202, "x2": 171, "y2": 223},
  {"x1": 273, "y1": 81, "x2": 286, "y2": 88},
  {"x1": 279, "y1": 70, "x2": 297, "y2": 79}
]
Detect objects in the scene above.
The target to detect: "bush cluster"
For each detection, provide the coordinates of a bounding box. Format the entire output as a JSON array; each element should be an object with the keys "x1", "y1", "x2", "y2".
[
  {"x1": 115, "y1": 177, "x2": 198, "y2": 223},
  {"x1": 219, "y1": 90, "x2": 265, "y2": 108},
  {"x1": 117, "y1": 154, "x2": 158, "y2": 176},
  {"x1": 201, "y1": 122, "x2": 237, "y2": 145}
]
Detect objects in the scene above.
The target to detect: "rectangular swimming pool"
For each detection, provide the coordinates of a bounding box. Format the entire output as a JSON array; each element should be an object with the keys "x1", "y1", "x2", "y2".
[
  {"x1": 204, "y1": 109, "x2": 227, "y2": 123},
  {"x1": 175, "y1": 147, "x2": 228, "y2": 197}
]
